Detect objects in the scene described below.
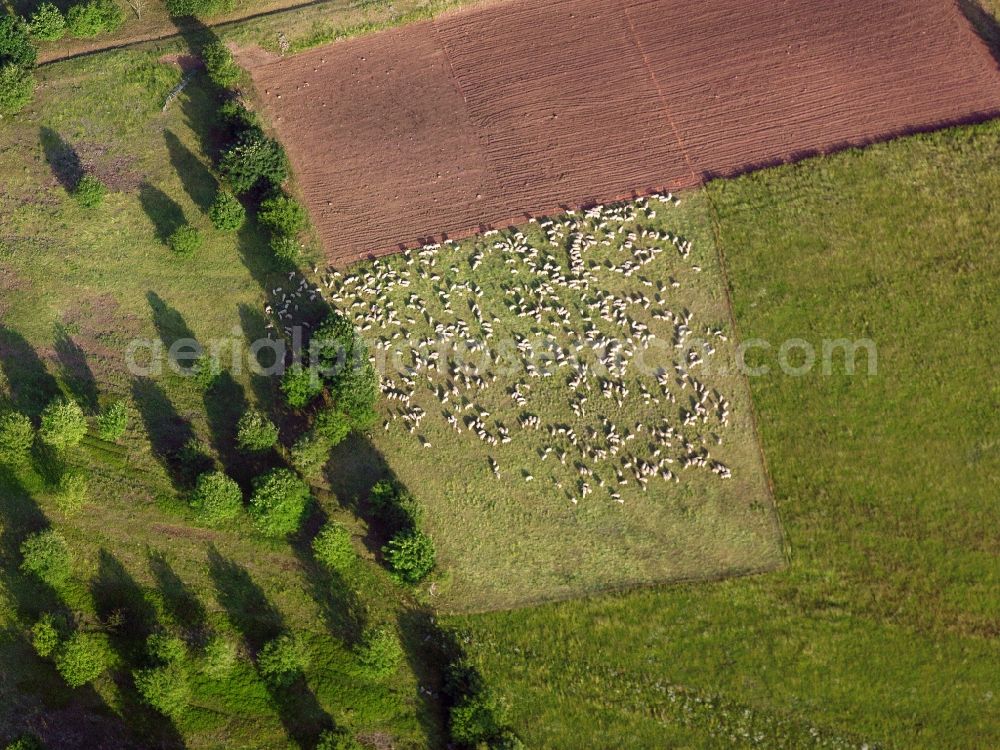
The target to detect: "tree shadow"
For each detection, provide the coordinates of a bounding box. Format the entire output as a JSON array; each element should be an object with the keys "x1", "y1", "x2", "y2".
[
  {"x1": 53, "y1": 324, "x2": 99, "y2": 414},
  {"x1": 238, "y1": 303, "x2": 281, "y2": 413},
  {"x1": 39, "y1": 126, "x2": 83, "y2": 192},
  {"x1": 959, "y1": 0, "x2": 1000, "y2": 67},
  {"x1": 146, "y1": 291, "x2": 199, "y2": 371},
  {"x1": 207, "y1": 546, "x2": 333, "y2": 748},
  {"x1": 165, "y1": 129, "x2": 217, "y2": 214},
  {"x1": 148, "y1": 550, "x2": 207, "y2": 640},
  {"x1": 131, "y1": 377, "x2": 202, "y2": 490},
  {"x1": 397, "y1": 608, "x2": 451, "y2": 748},
  {"x1": 0, "y1": 324, "x2": 60, "y2": 417},
  {"x1": 90, "y1": 549, "x2": 187, "y2": 749},
  {"x1": 139, "y1": 183, "x2": 187, "y2": 245},
  {"x1": 203, "y1": 369, "x2": 254, "y2": 484}
]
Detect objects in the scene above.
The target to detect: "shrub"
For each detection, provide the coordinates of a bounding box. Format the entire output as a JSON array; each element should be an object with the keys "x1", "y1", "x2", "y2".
[
  {"x1": 4, "y1": 734, "x2": 44, "y2": 750},
  {"x1": 202, "y1": 41, "x2": 240, "y2": 87},
  {"x1": 0, "y1": 17, "x2": 36, "y2": 117},
  {"x1": 147, "y1": 632, "x2": 187, "y2": 664},
  {"x1": 236, "y1": 409, "x2": 278, "y2": 452},
  {"x1": 449, "y1": 691, "x2": 510, "y2": 748},
  {"x1": 248, "y1": 469, "x2": 310, "y2": 537},
  {"x1": 288, "y1": 432, "x2": 325, "y2": 479},
  {"x1": 20, "y1": 529, "x2": 72, "y2": 586},
  {"x1": 258, "y1": 193, "x2": 307, "y2": 237},
  {"x1": 312, "y1": 522, "x2": 353, "y2": 571},
  {"x1": 31, "y1": 613, "x2": 62, "y2": 657},
  {"x1": 165, "y1": 0, "x2": 233, "y2": 17},
  {"x1": 217, "y1": 127, "x2": 287, "y2": 194},
  {"x1": 0, "y1": 411, "x2": 34, "y2": 467},
  {"x1": 28, "y1": 3, "x2": 66, "y2": 42},
  {"x1": 313, "y1": 407, "x2": 351, "y2": 445},
  {"x1": 38, "y1": 396, "x2": 88, "y2": 451},
  {"x1": 208, "y1": 188, "x2": 245, "y2": 231},
  {"x1": 383, "y1": 529, "x2": 435, "y2": 584},
  {"x1": 134, "y1": 664, "x2": 190, "y2": 717},
  {"x1": 356, "y1": 626, "x2": 402, "y2": 678},
  {"x1": 66, "y1": 0, "x2": 125, "y2": 38},
  {"x1": 177, "y1": 437, "x2": 214, "y2": 483},
  {"x1": 202, "y1": 635, "x2": 238, "y2": 678},
  {"x1": 369, "y1": 480, "x2": 422, "y2": 536},
  {"x1": 0, "y1": 63, "x2": 34, "y2": 116},
  {"x1": 72, "y1": 174, "x2": 105, "y2": 207},
  {"x1": 55, "y1": 632, "x2": 109, "y2": 687},
  {"x1": 269, "y1": 232, "x2": 300, "y2": 262},
  {"x1": 217, "y1": 98, "x2": 259, "y2": 138},
  {"x1": 316, "y1": 729, "x2": 363, "y2": 750},
  {"x1": 257, "y1": 633, "x2": 308, "y2": 687},
  {"x1": 96, "y1": 400, "x2": 128, "y2": 441},
  {"x1": 280, "y1": 363, "x2": 322, "y2": 410},
  {"x1": 190, "y1": 470, "x2": 243, "y2": 525},
  {"x1": 191, "y1": 353, "x2": 222, "y2": 390},
  {"x1": 54, "y1": 470, "x2": 89, "y2": 514},
  {"x1": 168, "y1": 224, "x2": 202, "y2": 257}
]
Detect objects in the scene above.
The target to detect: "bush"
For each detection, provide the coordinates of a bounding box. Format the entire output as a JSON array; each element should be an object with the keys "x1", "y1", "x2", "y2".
[
  {"x1": 236, "y1": 409, "x2": 278, "y2": 452},
  {"x1": 258, "y1": 193, "x2": 307, "y2": 237},
  {"x1": 257, "y1": 633, "x2": 308, "y2": 686},
  {"x1": 248, "y1": 468, "x2": 310, "y2": 537},
  {"x1": 134, "y1": 664, "x2": 190, "y2": 717},
  {"x1": 31, "y1": 613, "x2": 62, "y2": 657},
  {"x1": 191, "y1": 353, "x2": 222, "y2": 390},
  {"x1": 449, "y1": 691, "x2": 510, "y2": 748},
  {"x1": 165, "y1": 0, "x2": 233, "y2": 18},
  {"x1": 55, "y1": 632, "x2": 109, "y2": 687},
  {"x1": 288, "y1": 432, "x2": 327, "y2": 480},
  {"x1": 383, "y1": 529, "x2": 435, "y2": 584},
  {"x1": 96, "y1": 400, "x2": 128, "y2": 441},
  {"x1": 66, "y1": 0, "x2": 125, "y2": 38},
  {"x1": 168, "y1": 224, "x2": 202, "y2": 257},
  {"x1": 190, "y1": 470, "x2": 243, "y2": 525},
  {"x1": 313, "y1": 407, "x2": 351, "y2": 445},
  {"x1": 280, "y1": 363, "x2": 322, "y2": 410},
  {"x1": 54, "y1": 470, "x2": 89, "y2": 514},
  {"x1": 217, "y1": 98, "x2": 259, "y2": 138},
  {"x1": 177, "y1": 437, "x2": 214, "y2": 484},
  {"x1": 20, "y1": 529, "x2": 72, "y2": 586},
  {"x1": 4, "y1": 734, "x2": 44, "y2": 750},
  {"x1": 0, "y1": 17, "x2": 36, "y2": 116},
  {"x1": 356, "y1": 626, "x2": 402, "y2": 678},
  {"x1": 312, "y1": 522, "x2": 354, "y2": 571},
  {"x1": 0, "y1": 63, "x2": 34, "y2": 116},
  {"x1": 218, "y1": 127, "x2": 287, "y2": 194},
  {"x1": 269, "y1": 232, "x2": 300, "y2": 263},
  {"x1": 316, "y1": 729, "x2": 362, "y2": 750},
  {"x1": 38, "y1": 396, "x2": 88, "y2": 451},
  {"x1": 0, "y1": 411, "x2": 34, "y2": 467},
  {"x1": 72, "y1": 174, "x2": 105, "y2": 207},
  {"x1": 28, "y1": 3, "x2": 66, "y2": 41},
  {"x1": 147, "y1": 632, "x2": 186, "y2": 664},
  {"x1": 202, "y1": 41, "x2": 241, "y2": 88},
  {"x1": 202, "y1": 635, "x2": 238, "y2": 678},
  {"x1": 369, "y1": 479, "x2": 422, "y2": 536},
  {"x1": 208, "y1": 188, "x2": 245, "y2": 231}
]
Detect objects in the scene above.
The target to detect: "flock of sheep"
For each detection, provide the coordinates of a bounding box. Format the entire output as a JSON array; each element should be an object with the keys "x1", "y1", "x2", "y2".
[{"x1": 272, "y1": 195, "x2": 739, "y2": 506}]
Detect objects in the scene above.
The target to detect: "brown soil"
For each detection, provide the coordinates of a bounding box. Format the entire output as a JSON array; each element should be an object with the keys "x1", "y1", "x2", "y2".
[{"x1": 240, "y1": 0, "x2": 1000, "y2": 265}]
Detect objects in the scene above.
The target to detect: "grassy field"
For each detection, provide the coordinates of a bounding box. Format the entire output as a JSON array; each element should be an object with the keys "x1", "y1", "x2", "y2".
[
  {"x1": 446, "y1": 121, "x2": 1000, "y2": 748},
  {"x1": 319, "y1": 197, "x2": 782, "y2": 611},
  {"x1": 0, "y1": 48, "x2": 440, "y2": 749}
]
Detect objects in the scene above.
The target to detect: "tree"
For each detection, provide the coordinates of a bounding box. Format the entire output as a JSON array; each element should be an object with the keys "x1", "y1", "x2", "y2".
[
  {"x1": 55, "y1": 632, "x2": 110, "y2": 687},
  {"x1": 269, "y1": 233, "x2": 300, "y2": 263},
  {"x1": 202, "y1": 42, "x2": 241, "y2": 88},
  {"x1": 382, "y1": 529, "x2": 435, "y2": 584},
  {"x1": 280, "y1": 362, "x2": 322, "y2": 409},
  {"x1": 217, "y1": 127, "x2": 287, "y2": 194},
  {"x1": 0, "y1": 16, "x2": 36, "y2": 116},
  {"x1": 134, "y1": 663, "x2": 190, "y2": 717},
  {"x1": 54, "y1": 470, "x2": 89, "y2": 515},
  {"x1": 236, "y1": 409, "x2": 278, "y2": 452},
  {"x1": 0, "y1": 411, "x2": 34, "y2": 467},
  {"x1": 27, "y1": 3, "x2": 66, "y2": 41},
  {"x1": 369, "y1": 479, "x2": 422, "y2": 536},
  {"x1": 258, "y1": 193, "x2": 307, "y2": 237},
  {"x1": 248, "y1": 469, "x2": 310, "y2": 537},
  {"x1": 20, "y1": 529, "x2": 72, "y2": 586},
  {"x1": 31, "y1": 613, "x2": 63, "y2": 657},
  {"x1": 289, "y1": 431, "x2": 330, "y2": 480},
  {"x1": 356, "y1": 626, "x2": 402, "y2": 677},
  {"x1": 208, "y1": 188, "x2": 245, "y2": 231},
  {"x1": 147, "y1": 632, "x2": 187, "y2": 664},
  {"x1": 316, "y1": 730, "x2": 362, "y2": 750},
  {"x1": 313, "y1": 407, "x2": 351, "y2": 445},
  {"x1": 38, "y1": 396, "x2": 88, "y2": 451},
  {"x1": 449, "y1": 690, "x2": 510, "y2": 748},
  {"x1": 66, "y1": 0, "x2": 126, "y2": 38},
  {"x1": 168, "y1": 224, "x2": 202, "y2": 256},
  {"x1": 73, "y1": 174, "x2": 105, "y2": 207},
  {"x1": 190, "y1": 470, "x2": 243, "y2": 525},
  {"x1": 257, "y1": 633, "x2": 308, "y2": 687},
  {"x1": 312, "y1": 522, "x2": 354, "y2": 571},
  {"x1": 202, "y1": 635, "x2": 238, "y2": 678},
  {"x1": 96, "y1": 400, "x2": 128, "y2": 441}
]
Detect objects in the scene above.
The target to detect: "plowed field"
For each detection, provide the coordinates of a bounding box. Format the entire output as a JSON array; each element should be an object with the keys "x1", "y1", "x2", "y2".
[{"x1": 242, "y1": 0, "x2": 1000, "y2": 264}]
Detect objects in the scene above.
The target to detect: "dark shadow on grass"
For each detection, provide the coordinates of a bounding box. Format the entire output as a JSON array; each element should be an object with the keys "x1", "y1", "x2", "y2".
[
  {"x1": 131, "y1": 377, "x2": 203, "y2": 490},
  {"x1": 39, "y1": 126, "x2": 83, "y2": 192},
  {"x1": 238, "y1": 303, "x2": 281, "y2": 412},
  {"x1": 0, "y1": 325, "x2": 60, "y2": 417},
  {"x1": 203, "y1": 369, "x2": 255, "y2": 484},
  {"x1": 53, "y1": 324, "x2": 99, "y2": 414},
  {"x1": 139, "y1": 183, "x2": 187, "y2": 245},
  {"x1": 148, "y1": 550, "x2": 207, "y2": 640},
  {"x1": 165, "y1": 129, "x2": 218, "y2": 213},
  {"x1": 146, "y1": 291, "x2": 198, "y2": 367},
  {"x1": 207, "y1": 546, "x2": 333, "y2": 748},
  {"x1": 397, "y1": 608, "x2": 451, "y2": 748}
]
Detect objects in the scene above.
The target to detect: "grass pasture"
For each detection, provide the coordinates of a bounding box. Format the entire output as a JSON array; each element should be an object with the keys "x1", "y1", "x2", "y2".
[
  {"x1": 448, "y1": 121, "x2": 1000, "y2": 748},
  {"x1": 321, "y1": 195, "x2": 783, "y2": 611}
]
